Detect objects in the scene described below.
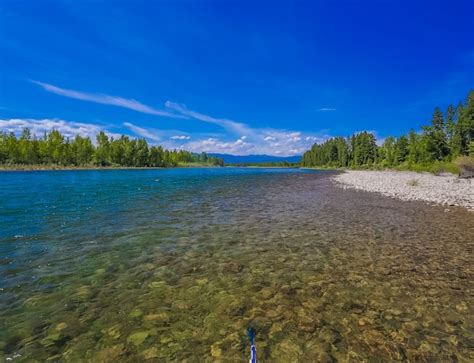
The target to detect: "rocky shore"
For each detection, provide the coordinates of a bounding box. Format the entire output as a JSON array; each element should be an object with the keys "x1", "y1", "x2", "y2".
[{"x1": 333, "y1": 170, "x2": 474, "y2": 211}]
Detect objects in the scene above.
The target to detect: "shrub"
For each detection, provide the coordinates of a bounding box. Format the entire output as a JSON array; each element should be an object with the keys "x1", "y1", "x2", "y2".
[
  {"x1": 455, "y1": 156, "x2": 474, "y2": 178},
  {"x1": 428, "y1": 161, "x2": 460, "y2": 175}
]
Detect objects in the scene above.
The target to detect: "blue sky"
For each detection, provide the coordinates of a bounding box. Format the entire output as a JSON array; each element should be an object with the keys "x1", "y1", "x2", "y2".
[{"x1": 1, "y1": 0, "x2": 473, "y2": 155}]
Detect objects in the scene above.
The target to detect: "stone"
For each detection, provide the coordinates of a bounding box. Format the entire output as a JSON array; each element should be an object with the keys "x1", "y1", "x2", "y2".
[
  {"x1": 55, "y1": 322, "x2": 68, "y2": 331},
  {"x1": 210, "y1": 343, "x2": 222, "y2": 358},
  {"x1": 271, "y1": 338, "x2": 302, "y2": 360},
  {"x1": 318, "y1": 326, "x2": 339, "y2": 344},
  {"x1": 104, "y1": 326, "x2": 121, "y2": 339},
  {"x1": 260, "y1": 288, "x2": 273, "y2": 299},
  {"x1": 96, "y1": 344, "x2": 125, "y2": 362},
  {"x1": 266, "y1": 309, "x2": 280, "y2": 318},
  {"x1": 41, "y1": 333, "x2": 63, "y2": 347},
  {"x1": 145, "y1": 312, "x2": 170, "y2": 322},
  {"x1": 127, "y1": 331, "x2": 150, "y2": 346},
  {"x1": 129, "y1": 308, "x2": 143, "y2": 319},
  {"x1": 142, "y1": 347, "x2": 159, "y2": 360},
  {"x1": 455, "y1": 302, "x2": 467, "y2": 312}
]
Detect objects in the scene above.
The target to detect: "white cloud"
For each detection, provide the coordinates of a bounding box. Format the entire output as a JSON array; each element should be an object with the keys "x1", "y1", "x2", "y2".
[
  {"x1": 164, "y1": 101, "x2": 251, "y2": 136},
  {"x1": 0, "y1": 117, "x2": 334, "y2": 156},
  {"x1": 0, "y1": 118, "x2": 120, "y2": 141},
  {"x1": 32, "y1": 80, "x2": 185, "y2": 119},
  {"x1": 164, "y1": 128, "x2": 329, "y2": 156},
  {"x1": 182, "y1": 137, "x2": 251, "y2": 154},
  {"x1": 161, "y1": 103, "x2": 330, "y2": 155},
  {"x1": 170, "y1": 135, "x2": 191, "y2": 140},
  {"x1": 317, "y1": 108, "x2": 337, "y2": 112},
  {"x1": 27, "y1": 81, "x2": 340, "y2": 155}
]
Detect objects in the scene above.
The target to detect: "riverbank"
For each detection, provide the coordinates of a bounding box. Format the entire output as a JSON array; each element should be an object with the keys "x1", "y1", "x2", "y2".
[
  {"x1": 333, "y1": 170, "x2": 474, "y2": 211},
  {"x1": 0, "y1": 163, "x2": 221, "y2": 171}
]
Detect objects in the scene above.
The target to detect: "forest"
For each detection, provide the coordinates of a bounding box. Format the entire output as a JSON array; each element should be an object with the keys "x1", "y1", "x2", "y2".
[
  {"x1": 0, "y1": 130, "x2": 224, "y2": 168},
  {"x1": 302, "y1": 90, "x2": 474, "y2": 172}
]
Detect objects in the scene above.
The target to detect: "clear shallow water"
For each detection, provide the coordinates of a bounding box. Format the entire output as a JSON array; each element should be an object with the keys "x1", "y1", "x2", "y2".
[{"x1": 0, "y1": 168, "x2": 473, "y2": 362}]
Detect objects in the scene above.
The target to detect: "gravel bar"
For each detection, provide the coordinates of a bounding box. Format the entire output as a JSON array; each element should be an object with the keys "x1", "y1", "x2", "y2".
[{"x1": 333, "y1": 170, "x2": 474, "y2": 211}]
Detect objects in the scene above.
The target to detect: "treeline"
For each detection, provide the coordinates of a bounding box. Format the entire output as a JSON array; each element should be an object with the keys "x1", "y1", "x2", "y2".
[
  {"x1": 0, "y1": 130, "x2": 224, "y2": 167},
  {"x1": 229, "y1": 161, "x2": 299, "y2": 167},
  {"x1": 302, "y1": 90, "x2": 474, "y2": 169}
]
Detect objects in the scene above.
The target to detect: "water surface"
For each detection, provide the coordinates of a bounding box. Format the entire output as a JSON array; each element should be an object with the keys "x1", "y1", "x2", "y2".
[{"x1": 0, "y1": 168, "x2": 473, "y2": 361}]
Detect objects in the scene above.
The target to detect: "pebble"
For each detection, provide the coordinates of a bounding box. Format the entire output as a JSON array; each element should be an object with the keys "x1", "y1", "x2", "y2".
[{"x1": 333, "y1": 171, "x2": 473, "y2": 211}]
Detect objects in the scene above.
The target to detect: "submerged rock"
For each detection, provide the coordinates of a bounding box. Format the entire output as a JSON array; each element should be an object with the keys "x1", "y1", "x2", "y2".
[
  {"x1": 96, "y1": 344, "x2": 125, "y2": 362},
  {"x1": 127, "y1": 331, "x2": 150, "y2": 346},
  {"x1": 103, "y1": 325, "x2": 121, "y2": 339},
  {"x1": 271, "y1": 338, "x2": 302, "y2": 360},
  {"x1": 142, "y1": 347, "x2": 158, "y2": 360},
  {"x1": 144, "y1": 312, "x2": 170, "y2": 322},
  {"x1": 302, "y1": 341, "x2": 333, "y2": 362},
  {"x1": 55, "y1": 322, "x2": 68, "y2": 331},
  {"x1": 128, "y1": 308, "x2": 143, "y2": 319},
  {"x1": 318, "y1": 326, "x2": 340, "y2": 344},
  {"x1": 210, "y1": 342, "x2": 222, "y2": 358},
  {"x1": 41, "y1": 333, "x2": 65, "y2": 347}
]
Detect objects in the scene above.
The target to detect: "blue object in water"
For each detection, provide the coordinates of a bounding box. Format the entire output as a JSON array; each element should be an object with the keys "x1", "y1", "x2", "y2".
[{"x1": 247, "y1": 327, "x2": 257, "y2": 363}]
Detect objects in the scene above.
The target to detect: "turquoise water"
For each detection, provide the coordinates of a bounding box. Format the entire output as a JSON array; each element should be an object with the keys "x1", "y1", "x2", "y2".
[{"x1": 0, "y1": 168, "x2": 473, "y2": 362}]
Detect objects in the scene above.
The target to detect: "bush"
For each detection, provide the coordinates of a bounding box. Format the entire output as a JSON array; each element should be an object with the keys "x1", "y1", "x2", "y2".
[
  {"x1": 428, "y1": 161, "x2": 460, "y2": 175},
  {"x1": 455, "y1": 156, "x2": 474, "y2": 178}
]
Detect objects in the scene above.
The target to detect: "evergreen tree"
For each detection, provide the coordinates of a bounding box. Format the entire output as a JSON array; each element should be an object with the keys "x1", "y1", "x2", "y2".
[
  {"x1": 446, "y1": 104, "x2": 456, "y2": 157},
  {"x1": 381, "y1": 136, "x2": 395, "y2": 166},
  {"x1": 95, "y1": 131, "x2": 110, "y2": 166},
  {"x1": 407, "y1": 130, "x2": 422, "y2": 165},
  {"x1": 457, "y1": 90, "x2": 474, "y2": 155},
  {"x1": 149, "y1": 146, "x2": 164, "y2": 167},
  {"x1": 423, "y1": 107, "x2": 449, "y2": 161},
  {"x1": 19, "y1": 128, "x2": 39, "y2": 164},
  {"x1": 394, "y1": 136, "x2": 409, "y2": 164},
  {"x1": 134, "y1": 138, "x2": 149, "y2": 166},
  {"x1": 46, "y1": 130, "x2": 66, "y2": 164},
  {"x1": 71, "y1": 135, "x2": 94, "y2": 165}
]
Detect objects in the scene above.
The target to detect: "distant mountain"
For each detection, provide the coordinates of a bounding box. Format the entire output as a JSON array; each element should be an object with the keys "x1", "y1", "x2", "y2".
[{"x1": 209, "y1": 153, "x2": 302, "y2": 164}]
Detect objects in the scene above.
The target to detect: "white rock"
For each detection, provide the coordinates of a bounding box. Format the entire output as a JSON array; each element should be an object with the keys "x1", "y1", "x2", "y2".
[{"x1": 333, "y1": 171, "x2": 474, "y2": 212}]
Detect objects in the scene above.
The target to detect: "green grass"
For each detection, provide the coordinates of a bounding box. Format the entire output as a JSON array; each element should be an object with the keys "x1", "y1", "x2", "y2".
[
  {"x1": 392, "y1": 161, "x2": 460, "y2": 175},
  {"x1": 455, "y1": 156, "x2": 474, "y2": 171}
]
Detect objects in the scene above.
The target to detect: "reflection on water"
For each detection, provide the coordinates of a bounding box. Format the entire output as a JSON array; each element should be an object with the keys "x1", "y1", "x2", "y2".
[{"x1": 0, "y1": 168, "x2": 473, "y2": 362}]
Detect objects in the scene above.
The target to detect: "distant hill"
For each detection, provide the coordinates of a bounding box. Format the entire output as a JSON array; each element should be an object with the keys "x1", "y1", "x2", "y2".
[{"x1": 209, "y1": 153, "x2": 302, "y2": 164}]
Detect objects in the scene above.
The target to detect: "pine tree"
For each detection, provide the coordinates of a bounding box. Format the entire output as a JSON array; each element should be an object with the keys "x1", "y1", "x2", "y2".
[
  {"x1": 394, "y1": 136, "x2": 409, "y2": 164},
  {"x1": 423, "y1": 107, "x2": 449, "y2": 161},
  {"x1": 95, "y1": 131, "x2": 110, "y2": 166}
]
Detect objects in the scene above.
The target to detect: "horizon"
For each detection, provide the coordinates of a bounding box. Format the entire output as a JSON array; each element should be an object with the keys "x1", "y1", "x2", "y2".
[{"x1": 1, "y1": 0, "x2": 473, "y2": 156}]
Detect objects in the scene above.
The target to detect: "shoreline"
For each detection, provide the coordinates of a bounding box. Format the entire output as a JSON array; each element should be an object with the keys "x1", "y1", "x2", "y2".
[
  {"x1": 0, "y1": 164, "x2": 221, "y2": 172},
  {"x1": 333, "y1": 170, "x2": 474, "y2": 211}
]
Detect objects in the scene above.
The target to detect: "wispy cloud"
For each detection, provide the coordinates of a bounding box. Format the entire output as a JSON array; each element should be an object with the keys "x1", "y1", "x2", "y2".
[
  {"x1": 31, "y1": 80, "x2": 185, "y2": 119},
  {"x1": 165, "y1": 101, "x2": 251, "y2": 135},
  {"x1": 28, "y1": 81, "x2": 336, "y2": 155},
  {"x1": 161, "y1": 103, "x2": 330, "y2": 155},
  {"x1": 122, "y1": 122, "x2": 161, "y2": 142},
  {"x1": 170, "y1": 135, "x2": 191, "y2": 140},
  {"x1": 317, "y1": 107, "x2": 336, "y2": 112},
  {"x1": 0, "y1": 117, "x2": 331, "y2": 156}
]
